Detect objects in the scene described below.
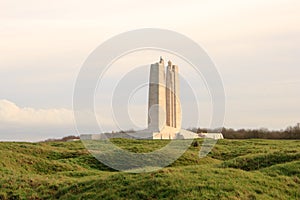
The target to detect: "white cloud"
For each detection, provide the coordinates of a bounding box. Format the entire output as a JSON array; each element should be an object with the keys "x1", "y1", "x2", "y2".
[
  {"x1": 0, "y1": 99, "x2": 73, "y2": 126},
  {"x1": 0, "y1": 99, "x2": 119, "y2": 141},
  {"x1": 0, "y1": 99, "x2": 77, "y2": 141}
]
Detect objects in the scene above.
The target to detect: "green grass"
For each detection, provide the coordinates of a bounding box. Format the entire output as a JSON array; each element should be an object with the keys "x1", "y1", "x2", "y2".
[{"x1": 0, "y1": 139, "x2": 299, "y2": 199}]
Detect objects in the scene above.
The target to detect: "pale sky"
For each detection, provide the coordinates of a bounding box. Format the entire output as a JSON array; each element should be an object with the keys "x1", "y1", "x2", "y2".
[{"x1": 0, "y1": 0, "x2": 299, "y2": 141}]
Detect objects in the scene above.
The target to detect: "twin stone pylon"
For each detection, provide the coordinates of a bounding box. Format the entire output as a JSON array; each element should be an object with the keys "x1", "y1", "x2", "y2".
[
  {"x1": 80, "y1": 57, "x2": 200, "y2": 140},
  {"x1": 147, "y1": 57, "x2": 181, "y2": 139}
]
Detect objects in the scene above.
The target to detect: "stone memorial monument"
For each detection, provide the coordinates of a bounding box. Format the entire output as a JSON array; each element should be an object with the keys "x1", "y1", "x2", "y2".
[{"x1": 147, "y1": 57, "x2": 182, "y2": 139}]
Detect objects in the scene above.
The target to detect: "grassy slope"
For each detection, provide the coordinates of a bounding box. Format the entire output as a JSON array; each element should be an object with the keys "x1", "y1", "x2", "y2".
[{"x1": 0, "y1": 139, "x2": 299, "y2": 200}]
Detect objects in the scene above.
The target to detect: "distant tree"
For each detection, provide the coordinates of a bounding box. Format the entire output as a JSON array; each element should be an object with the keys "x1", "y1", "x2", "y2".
[
  {"x1": 259, "y1": 128, "x2": 269, "y2": 133},
  {"x1": 44, "y1": 135, "x2": 79, "y2": 142},
  {"x1": 61, "y1": 135, "x2": 79, "y2": 141}
]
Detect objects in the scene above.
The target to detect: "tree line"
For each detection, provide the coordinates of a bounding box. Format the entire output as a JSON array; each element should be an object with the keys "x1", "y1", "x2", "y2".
[{"x1": 189, "y1": 123, "x2": 300, "y2": 139}]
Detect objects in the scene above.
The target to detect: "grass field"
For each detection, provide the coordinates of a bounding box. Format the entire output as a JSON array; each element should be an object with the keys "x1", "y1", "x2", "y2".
[{"x1": 0, "y1": 139, "x2": 299, "y2": 199}]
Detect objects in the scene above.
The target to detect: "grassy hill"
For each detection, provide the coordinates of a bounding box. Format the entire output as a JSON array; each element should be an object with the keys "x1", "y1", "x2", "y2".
[{"x1": 0, "y1": 139, "x2": 299, "y2": 199}]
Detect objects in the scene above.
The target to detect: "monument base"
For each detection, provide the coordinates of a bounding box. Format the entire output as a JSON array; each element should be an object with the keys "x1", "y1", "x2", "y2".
[
  {"x1": 132, "y1": 126, "x2": 199, "y2": 140},
  {"x1": 80, "y1": 130, "x2": 223, "y2": 140}
]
